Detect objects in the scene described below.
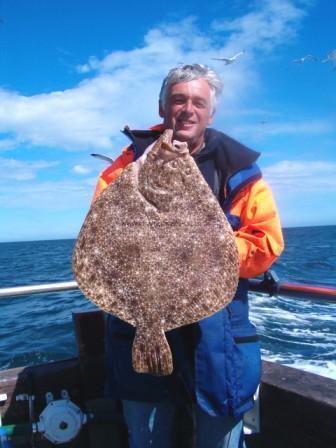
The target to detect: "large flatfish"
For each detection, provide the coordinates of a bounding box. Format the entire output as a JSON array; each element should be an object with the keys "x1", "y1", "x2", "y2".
[{"x1": 73, "y1": 129, "x2": 239, "y2": 376}]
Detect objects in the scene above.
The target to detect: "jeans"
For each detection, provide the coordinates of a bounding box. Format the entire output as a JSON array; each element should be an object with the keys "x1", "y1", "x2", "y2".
[{"x1": 122, "y1": 400, "x2": 246, "y2": 448}]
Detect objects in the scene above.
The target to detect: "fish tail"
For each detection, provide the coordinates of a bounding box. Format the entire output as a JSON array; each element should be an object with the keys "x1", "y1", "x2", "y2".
[{"x1": 132, "y1": 328, "x2": 173, "y2": 376}]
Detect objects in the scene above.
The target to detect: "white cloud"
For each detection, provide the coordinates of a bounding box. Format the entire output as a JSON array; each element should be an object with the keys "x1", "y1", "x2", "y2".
[
  {"x1": 0, "y1": 1, "x2": 309, "y2": 153},
  {"x1": 0, "y1": 178, "x2": 96, "y2": 210},
  {"x1": 76, "y1": 56, "x2": 101, "y2": 74},
  {"x1": 264, "y1": 160, "x2": 336, "y2": 193},
  {"x1": 0, "y1": 137, "x2": 22, "y2": 151},
  {"x1": 73, "y1": 164, "x2": 92, "y2": 175},
  {"x1": 0, "y1": 157, "x2": 58, "y2": 181},
  {"x1": 211, "y1": 0, "x2": 306, "y2": 52}
]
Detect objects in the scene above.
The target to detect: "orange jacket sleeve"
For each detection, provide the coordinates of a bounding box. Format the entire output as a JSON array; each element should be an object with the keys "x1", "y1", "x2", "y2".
[
  {"x1": 91, "y1": 146, "x2": 134, "y2": 203},
  {"x1": 231, "y1": 178, "x2": 284, "y2": 278}
]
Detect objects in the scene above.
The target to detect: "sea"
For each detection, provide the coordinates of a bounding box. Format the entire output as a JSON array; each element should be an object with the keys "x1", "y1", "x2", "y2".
[{"x1": 0, "y1": 225, "x2": 335, "y2": 379}]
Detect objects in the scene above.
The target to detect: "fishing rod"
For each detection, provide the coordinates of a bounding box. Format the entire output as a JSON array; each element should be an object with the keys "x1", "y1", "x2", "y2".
[{"x1": 0, "y1": 271, "x2": 335, "y2": 302}]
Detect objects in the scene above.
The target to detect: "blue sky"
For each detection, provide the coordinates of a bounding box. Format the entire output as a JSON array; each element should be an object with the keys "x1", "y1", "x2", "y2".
[{"x1": 0, "y1": 0, "x2": 335, "y2": 242}]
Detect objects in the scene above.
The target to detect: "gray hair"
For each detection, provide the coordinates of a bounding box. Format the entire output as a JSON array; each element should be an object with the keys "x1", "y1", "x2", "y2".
[{"x1": 159, "y1": 64, "x2": 223, "y2": 115}]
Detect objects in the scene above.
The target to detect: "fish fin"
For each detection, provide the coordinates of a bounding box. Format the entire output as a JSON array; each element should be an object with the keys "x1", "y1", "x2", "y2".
[{"x1": 132, "y1": 327, "x2": 173, "y2": 376}]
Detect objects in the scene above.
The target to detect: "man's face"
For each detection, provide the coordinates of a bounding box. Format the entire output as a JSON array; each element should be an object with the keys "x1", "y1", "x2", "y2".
[{"x1": 159, "y1": 78, "x2": 214, "y2": 153}]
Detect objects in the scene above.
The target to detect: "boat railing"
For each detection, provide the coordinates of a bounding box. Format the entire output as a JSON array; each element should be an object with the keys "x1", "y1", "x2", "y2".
[
  {"x1": 0, "y1": 281, "x2": 78, "y2": 299},
  {"x1": 0, "y1": 271, "x2": 335, "y2": 302}
]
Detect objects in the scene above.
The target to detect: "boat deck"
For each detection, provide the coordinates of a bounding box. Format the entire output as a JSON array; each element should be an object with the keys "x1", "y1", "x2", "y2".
[{"x1": 1, "y1": 310, "x2": 336, "y2": 447}]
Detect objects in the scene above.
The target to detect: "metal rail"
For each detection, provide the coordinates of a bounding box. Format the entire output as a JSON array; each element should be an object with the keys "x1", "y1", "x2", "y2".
[
  {"x1": 0, "y1": 272, "x2": 335, "y2": 303},
  {"x1": 248, "y1": 271, "x2": 336, "y2": 303},
  {"x1": 249, "y1": 280, "x2": 336, "y2": 302},
  {"x1": 0, "y1": 281, "x2": 78, "y2": 298}
]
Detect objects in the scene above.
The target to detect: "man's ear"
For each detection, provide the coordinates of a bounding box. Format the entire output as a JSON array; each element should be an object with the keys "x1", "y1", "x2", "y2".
[
  {"x1": 207, "y1": 113, "x2": 214, "y2": 125},
  {"x1": 159, "y1": 101, "x2": 164, "y2": 118}
]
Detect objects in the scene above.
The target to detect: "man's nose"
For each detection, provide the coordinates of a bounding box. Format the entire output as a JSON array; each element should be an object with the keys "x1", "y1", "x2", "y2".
[{"x1": 181, "y1": 100, "x2": 194, "y2": 113}]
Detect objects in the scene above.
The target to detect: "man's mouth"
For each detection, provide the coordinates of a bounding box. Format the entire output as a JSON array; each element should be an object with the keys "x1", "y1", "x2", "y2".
[{"x1": 176, "y1": 120, "x2": 195, "y2": 128}]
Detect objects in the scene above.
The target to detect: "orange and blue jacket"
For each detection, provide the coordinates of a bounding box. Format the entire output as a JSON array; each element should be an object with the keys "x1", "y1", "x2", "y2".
[{"x1": 98, "y1": 124, "x2": 284, "y2": 417}]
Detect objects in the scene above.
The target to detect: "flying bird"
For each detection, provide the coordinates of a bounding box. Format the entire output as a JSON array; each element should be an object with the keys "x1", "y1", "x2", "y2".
[
  {"x1": 212, "y1": 51, "x2": 245, "y2": 65},
  {"x1": 292, "y1": 54, "x2": 318, "y2": 64},
  {"x1": 322, "y1": 49, "x2": 336, "y2": 66},
  {"x1": 91, "y1": 153, "x2": 114, "y2": 164}
]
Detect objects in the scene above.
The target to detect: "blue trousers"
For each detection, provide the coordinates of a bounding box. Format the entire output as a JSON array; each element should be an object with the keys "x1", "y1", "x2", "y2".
[{"x1": 122, "y1": 400, "x2": 246, "y2": 448}]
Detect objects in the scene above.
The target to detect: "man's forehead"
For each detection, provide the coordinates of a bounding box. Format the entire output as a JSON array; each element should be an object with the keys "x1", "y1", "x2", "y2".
[{"x1": 168, "y1": 78, "x2": 211, "y2": 95}]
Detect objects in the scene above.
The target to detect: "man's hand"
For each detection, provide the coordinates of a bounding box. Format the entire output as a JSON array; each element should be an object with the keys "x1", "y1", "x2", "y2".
[
  {"x1": 157, "y1": 140, "x2": 189, "y2": 162},
  {"x1": 136, "y1": 136, "x2": 189, "y2": 168}
]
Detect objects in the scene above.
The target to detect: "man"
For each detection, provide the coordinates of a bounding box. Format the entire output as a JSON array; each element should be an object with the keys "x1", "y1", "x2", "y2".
[{"x1": 92, "y1": 64, "x2": 284, "y2": 448}]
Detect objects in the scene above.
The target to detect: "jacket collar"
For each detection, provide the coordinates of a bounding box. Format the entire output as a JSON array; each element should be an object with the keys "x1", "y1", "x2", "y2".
[
  {"x1": 122, "y1": 125, "x2": 260, "y2": 176},
  {"x1": 195, "y1": 128, "x2": 260, "y2": 178}
]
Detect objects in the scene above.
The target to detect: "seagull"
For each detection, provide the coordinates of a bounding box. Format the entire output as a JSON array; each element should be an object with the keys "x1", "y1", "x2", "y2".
[
  {"x1": 91, "y1": 153, "x2": 114, "y2": 164},
  {"x1": 322, "y1": 49, "x2": 336, "y2": 64},
  {"x1": 292, "y1": 54, "x2": 318, "y2": 64},
  {"x1": 212, "y1": 51, "x2": 245, "y2": 65}
]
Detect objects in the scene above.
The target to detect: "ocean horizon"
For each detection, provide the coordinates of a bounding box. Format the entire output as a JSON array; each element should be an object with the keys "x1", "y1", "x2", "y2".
[{"x1": 1, "y1": 223, "x2": 335, "y2": 244}]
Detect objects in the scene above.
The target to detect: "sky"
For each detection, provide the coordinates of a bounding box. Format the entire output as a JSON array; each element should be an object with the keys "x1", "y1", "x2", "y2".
[{"x1": 0, "y1": 0, "x2": 335, "y2": 242}]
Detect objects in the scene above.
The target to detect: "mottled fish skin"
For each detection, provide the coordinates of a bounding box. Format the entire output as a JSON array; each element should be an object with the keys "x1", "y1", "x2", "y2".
[{"x1": 73, "y1": 129, "x2": 240, "y2": 376}]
